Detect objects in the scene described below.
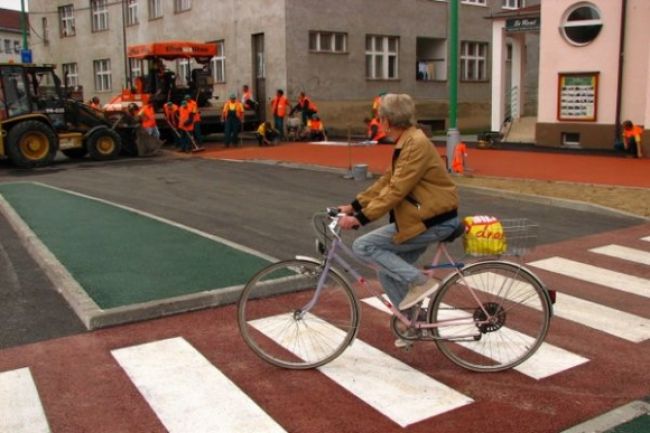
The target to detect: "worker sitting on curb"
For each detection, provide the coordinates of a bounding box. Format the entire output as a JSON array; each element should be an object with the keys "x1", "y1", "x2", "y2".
[
  {"x1": 256, "y1": 121, "x2": 279, "y2": 146},
  {"x1": 303, "y1": 113, "x2": 327, "y2": 142},
  {"x1": 364, "y1": 117, "x2": 392, "y2": 144},
  {"x1": 617, "y1": 120, "x2": 644, "y2": 158}
]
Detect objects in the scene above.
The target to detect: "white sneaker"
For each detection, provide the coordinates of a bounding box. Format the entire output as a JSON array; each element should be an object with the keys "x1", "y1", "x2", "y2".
[
  {"x1": 398, "y1": 279, "x2": 440, "y2": 310},
  {"x1": 394, "y1": 328, "x2": 418, "y2": 348}
]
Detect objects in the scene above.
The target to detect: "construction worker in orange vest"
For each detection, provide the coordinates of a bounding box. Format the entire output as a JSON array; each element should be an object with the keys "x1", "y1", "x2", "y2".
[
  {"x1": 371, "y1": 91, "x2": 386, "y2": 118},
  {"x1": 304, "y1": 113, "x2": 326, "y2": 141},
  {"x1": 163, "y1": 101, "x2": 180, "y2": 147},
  {"x1": 177, "y1": 99, "x2": 195, "y2": 152},
  {"x1": 290, "y1": 91, "x2": 318, "y2": 126},
  {"x1": 89, "y1": 96, "x2": 101, "y2": 110},
  {"x1": 184, "y1": 95, "x2": 202, "y2": 144},
  {"x1": 271, "y1": 89, "x2": 289, "y2": 140},
  {"x1": 222, "y1": 93, "x2": 244, "y2": 147},
  {"x1": 364, "y1": 117, "x2": 391, "y2": 144},
  {"x1": 620, "y1": 120, "x2": 643, "y2": 158},
  {"x1": 137, "y1": 100, "x2": 160, "y2": 139}
]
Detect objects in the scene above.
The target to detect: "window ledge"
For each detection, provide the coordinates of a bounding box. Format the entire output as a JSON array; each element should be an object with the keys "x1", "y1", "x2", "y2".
[
  {"x1": 309, "y1": 50, "x2": 349, "y2": 55},
  {"x1": 460, "y1": 79, "x2": 489, "y2": 83},
  {"x1": 365, "y1": 78, "x2": 401, "y2": 82}
]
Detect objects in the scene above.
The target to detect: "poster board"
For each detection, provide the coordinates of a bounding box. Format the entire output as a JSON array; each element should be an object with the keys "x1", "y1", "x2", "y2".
[{"x1": 557, "y1": 72, "x2": 599, "y2": 121}]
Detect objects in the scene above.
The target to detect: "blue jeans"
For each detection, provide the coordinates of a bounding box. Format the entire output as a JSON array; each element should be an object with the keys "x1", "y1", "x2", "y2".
[
  {"x1": 274, "y1": 116, "x2": 285, "y2": 139},
  {"x1": 352, "y1": 217, "x2": 459, "y2": 309}
]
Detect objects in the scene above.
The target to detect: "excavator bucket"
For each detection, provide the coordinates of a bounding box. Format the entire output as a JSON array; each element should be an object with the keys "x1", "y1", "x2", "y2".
[{"x1": 135, "y1": 128, "x2": 163, "y2": 156}]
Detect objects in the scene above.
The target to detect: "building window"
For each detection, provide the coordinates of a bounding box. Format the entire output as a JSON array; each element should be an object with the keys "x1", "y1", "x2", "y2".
[
  {"x1": 149, "y1": 0, "x2": 163, "y2": 19},
  {"x1": 129, "y1": 58, "x2": 143, "y2": 78},
  {"x1": 126, "y1": 0, "x2": 138, "y2": 26},
  {"x1": 365, "y1": 35, "x2": 399, "y2": 80},
  {"x1": 309, "y1": 31, "x2": 347, "y2": 53},
  {"x1": 90, "y1": 0, "x2": 109, "y2": 32},
  {"x1": 210, "y1": 40, "x2": 225, "y2": 83},
  {"x1": 42, "y1": 18, "x2": 49, "y2": 45},
  {"x1": 416, "y1": 37, "x2": 446, "y2": 81},
  {"x1": 93, "y1": 59, "x2": 112, "y2": 92},
  {"x1": 13, "y1": 40, "x2": 20, "y2": 54},
  {"x1": 177, "y1": 59, "x2": 191, "y2": 86},
  {"x1": 462, "y1": 0, "x2": 486, "y2": 5},
  {"x1": 58, "y1": 5, "x2": 75, "y2": 37},
  {"x1": 561, "y1": 3, "x2": 602, "y2": 46},
  {"x1": 174, "y1": 0, "x2": 191, "y2": 12},
  {"x1": 62, "y1": 63, "x2": 79, "y2": 87},
  {"x1": 502, "y1": 0, "x2": 524, "y2": 9},
  {"x1": 460, "y1": 41, "x2": 488, "y2": 81},
  {"x1": 3, "y1": 40, "x2": 10, "y2": 53}
]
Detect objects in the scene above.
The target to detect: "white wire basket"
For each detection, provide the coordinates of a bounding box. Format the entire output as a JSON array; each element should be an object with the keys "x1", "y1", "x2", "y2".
[{"x1": 463, "y1": 218, "x2": 538, "y2": 257}]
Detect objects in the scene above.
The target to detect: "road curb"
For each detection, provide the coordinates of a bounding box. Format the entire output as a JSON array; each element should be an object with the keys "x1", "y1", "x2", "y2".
[{"x1": 561, "y1": 398, "x2": 650, "y2": 433}]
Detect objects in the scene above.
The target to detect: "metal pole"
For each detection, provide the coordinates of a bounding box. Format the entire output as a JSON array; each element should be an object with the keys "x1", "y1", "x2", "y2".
[
  {"x1": 446, "y1": 0, "x2": 460, "y2": 171},
  {"x1": 20, "y1": 0, "x2": 28, "y2": 50},
  {"x1": 122, "y1": 0, "x2": 130, "y2": 89}
]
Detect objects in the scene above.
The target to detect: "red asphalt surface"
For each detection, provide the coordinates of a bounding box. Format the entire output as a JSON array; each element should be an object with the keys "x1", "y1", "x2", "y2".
[
  {"x1": 0, "y1": 224, "x2": 648, "y2": 433},
  {"x1": 201, "y1": 141, "x2": 650, "y2": 188},
  {"x1": 1, "y1": 143, "x2": 648, "y2": 432}
]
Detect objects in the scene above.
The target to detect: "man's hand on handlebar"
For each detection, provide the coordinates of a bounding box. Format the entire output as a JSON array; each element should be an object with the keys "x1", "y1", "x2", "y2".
[
  {"x1": 339, "y1": 215, "x2": 360, "y2": 230},
  {"x1": 337, "y1": 204, "x2": 354, "y2": 215}
]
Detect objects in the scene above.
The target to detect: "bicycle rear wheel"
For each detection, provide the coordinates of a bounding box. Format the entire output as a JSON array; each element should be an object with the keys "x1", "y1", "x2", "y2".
[
  {"x1": 429, "y1": 261, "x2": 551, "y2": 372},
  {"x1": 238, "y1": 259, "x2": 360, "y2": 369}
]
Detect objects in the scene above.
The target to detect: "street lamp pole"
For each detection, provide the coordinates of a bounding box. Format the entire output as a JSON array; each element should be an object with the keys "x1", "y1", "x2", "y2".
[
  {"x1": 446, "y1": 0, "x2": 460, "y2": 171},
  {"x1": 122, "y1": 0, "x2": 130, "y2": 89},
  {"x1": 20, "y1": 0, "x2": 28, "y2": 50}
]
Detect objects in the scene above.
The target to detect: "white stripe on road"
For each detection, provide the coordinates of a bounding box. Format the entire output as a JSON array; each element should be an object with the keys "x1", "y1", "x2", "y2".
[
  {"x1": 0, "y1": 368, "x2": 51, "y2": 433},
  {"x1": 112, "y1": 337, "x2": 286, "y2": 433},
  {"x1": 528, "y1": 257, "x2": 650, "y2": 299},
  {"x1": 250, "y1": 314, "x2": 473, "y2": 427},
  {"x1": 590, "y1": 245, "x2": 650, "y2": 266},
  {"x1": 642, "y1": 236, "x2": 650, "y2": 242},
  {"x1": 362, "y1": 296, "x2": 589, "y2": 380},
  {"x1": 467, "y1": 273, "x2": 650, "y2": 343}
]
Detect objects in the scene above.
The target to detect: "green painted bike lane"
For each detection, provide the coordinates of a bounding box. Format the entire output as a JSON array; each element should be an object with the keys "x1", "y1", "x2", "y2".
[{"x1": 0, "y1": 182, "x2": 272, "y2": 327}]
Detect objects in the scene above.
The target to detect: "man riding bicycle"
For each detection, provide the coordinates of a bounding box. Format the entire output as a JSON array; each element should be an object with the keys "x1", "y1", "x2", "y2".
[{"x1": 338, "y1": 93, "x2": 459, "y2": 327}]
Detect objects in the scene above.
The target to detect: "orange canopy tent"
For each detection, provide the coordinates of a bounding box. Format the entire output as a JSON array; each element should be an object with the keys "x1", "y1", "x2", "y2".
[{"x1": 127, "y1": 41, "x2": 218, "y2": 62}]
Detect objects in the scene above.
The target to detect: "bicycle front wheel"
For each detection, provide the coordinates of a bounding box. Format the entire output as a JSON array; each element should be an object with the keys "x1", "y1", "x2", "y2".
[
  {"x1": 429, "y1": 261, "x2": 551, "y2": 372},
  {"x1": 238, "y1": 259, "x2": 360, "y2": 369}
]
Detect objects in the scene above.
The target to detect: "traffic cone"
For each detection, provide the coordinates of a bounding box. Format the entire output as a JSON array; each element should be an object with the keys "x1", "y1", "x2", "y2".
[{"x1": 452, "y1": 142, "x2": 467, "y2": 174}]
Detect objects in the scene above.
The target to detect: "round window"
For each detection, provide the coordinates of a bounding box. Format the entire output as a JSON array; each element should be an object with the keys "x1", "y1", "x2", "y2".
[{"x1": 561, "y1": 3, "x2": 603, "y2": 46}]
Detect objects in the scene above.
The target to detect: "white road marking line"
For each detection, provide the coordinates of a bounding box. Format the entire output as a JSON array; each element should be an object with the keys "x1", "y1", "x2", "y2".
[
  {"x1": 362, "y1": 296, "x2": 589, "y2": 380},
  {"x1": 642, "y1": 236, "x2": 650, "y2": 242},
  {"x1": 590, "y1": 245, "x2": 650, "y2": 266},
  {"x1": 250, "y1": 314, "x2": 473, "y2": 427},
  {"x1": 112, "y1": 337, "x2": 286, "y2": 433},
  {"x1": 0, "y1": 368, "x2": 51, "y2": 433},
  {"x1": 468, "y1": 273, "x2": 650, "y2": 343},
  {"x1": 528, "y1": 257, "x2": 650, "y2": 299}
]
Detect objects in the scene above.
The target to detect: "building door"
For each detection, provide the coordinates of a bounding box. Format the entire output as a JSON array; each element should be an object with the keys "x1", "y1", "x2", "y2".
[{"x1": 252, "y1": 33, "x2": 265, "y2": 120}]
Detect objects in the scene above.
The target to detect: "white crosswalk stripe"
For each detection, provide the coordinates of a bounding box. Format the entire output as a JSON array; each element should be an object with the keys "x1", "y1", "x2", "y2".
[
  {"x1": 250, "y1": 314, "x2": 473, "y2": 427},
  {"x1": 528, "y1": 257, "x2": 650, "y2": 299},
  {"x1": 590, "y1": 244, "x2": 650, "y2": 266},
  {"x1": 112, "y1": 337, "x2": 287, "y2": 433},
  {"x1": 0, "y1": 368, "x2": 51, "y2": 433},
  {"x1": 361, "y1": 295, "x2": 589, "y2": 380},
  {"x1": 642, "y1": 236, "x2": 650, "y2": 242}
]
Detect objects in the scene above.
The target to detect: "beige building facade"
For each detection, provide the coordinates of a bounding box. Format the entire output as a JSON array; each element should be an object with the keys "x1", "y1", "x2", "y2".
[
  {"x1": 0, "y1": 8, "x2": 26, "y2": 64},
  {"x1": 29, "y1": 0, "x2": 534, "y2": 132},
  {"x1": 534, "y1": 0, "x2": 649, "y2": 151}
]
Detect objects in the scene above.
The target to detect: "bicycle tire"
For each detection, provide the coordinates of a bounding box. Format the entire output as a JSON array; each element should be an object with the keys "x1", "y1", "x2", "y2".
[
  {"x1": 238, "y1": 259, "x2": 360, "y2": 369},
  {"x1": 429, "y1": 261, "x2": 551, "y2": 372}
]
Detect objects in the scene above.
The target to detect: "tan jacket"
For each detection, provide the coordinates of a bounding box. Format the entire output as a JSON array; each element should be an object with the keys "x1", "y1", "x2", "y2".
[{"x1": 352, "y1": 127, "x2": 458, "y2": 243}]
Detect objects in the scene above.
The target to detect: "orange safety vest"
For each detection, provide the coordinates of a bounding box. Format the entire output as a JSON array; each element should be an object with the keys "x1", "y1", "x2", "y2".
[
  {"x1": 138, "y1": 104, "x2": 157, "y2": 128},
  {"x1": 222, "y1": 101, "x2": 244, "y2": 120},
  {"x1": 298, "y1": 96, "x2": 318, "y2": 113},
  {"x1": 163, "y1": 103, "x2": 179, "y2": 126},
  {"x1": 452, "y1": 142, "x2": 467, "y2": 174},
  {"x1": 272, "y1": 95, "x2": 289, "y2": 118},
  {"x1": 308, "y1": 119, "x2": 323, "y2": 131},
  {"x1": 623, "y1": 125, "x2": 643, "y2": 140},
  {"x1": 178, "y1": 105, "x2": 195, "y2": 132},
  {"x1": 367, "y1": 117, "x2": 386, "y2": 141},
  {"x1": 187, "y1": 99, "x2": 201, "y2": 121}
]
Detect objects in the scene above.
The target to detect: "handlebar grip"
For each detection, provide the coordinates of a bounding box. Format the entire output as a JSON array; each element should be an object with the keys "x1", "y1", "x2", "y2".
[{"x1": 327, "y1": 207, "x2": 340, "y2": 217}]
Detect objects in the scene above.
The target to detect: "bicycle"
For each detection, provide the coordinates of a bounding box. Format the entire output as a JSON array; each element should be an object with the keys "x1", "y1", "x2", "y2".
[{"x1": 237, "y1": 208, "x2": 554, "y2": 372}]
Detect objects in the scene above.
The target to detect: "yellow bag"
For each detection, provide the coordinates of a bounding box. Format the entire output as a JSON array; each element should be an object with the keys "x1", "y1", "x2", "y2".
[{"x1": 463, "y1": 216, "x2": 507, "y2": 256}]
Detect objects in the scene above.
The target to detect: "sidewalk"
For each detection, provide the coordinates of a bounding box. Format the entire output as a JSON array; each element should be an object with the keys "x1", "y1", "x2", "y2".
[{"x1": 198, "y1": 141, "x2": 650, "y2": 189}]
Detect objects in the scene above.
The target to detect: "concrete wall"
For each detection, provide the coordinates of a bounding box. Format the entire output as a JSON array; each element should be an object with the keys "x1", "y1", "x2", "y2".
[{"x1": 620, "y1": 0, "x2": 650, "y2": 125}]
